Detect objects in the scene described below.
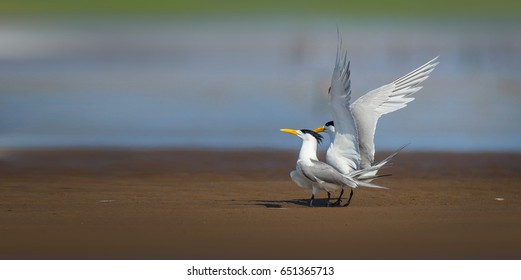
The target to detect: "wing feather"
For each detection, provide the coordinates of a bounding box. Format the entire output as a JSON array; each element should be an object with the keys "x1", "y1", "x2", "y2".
[
  {"x1": 327, "y1": 34, "x2": 360, "y2": 173},
  {"x1": 301, "y1": 160, "x2": 347, "y2": 186},
  {"x1": 351, "y1": 57, "x2": 439, "y2": 168}
]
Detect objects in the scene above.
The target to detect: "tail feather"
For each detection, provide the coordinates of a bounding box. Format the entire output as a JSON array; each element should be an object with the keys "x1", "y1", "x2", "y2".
[
  {"x1": 357, "y1": 173, "x2": 392, "y2": 181},
  {"x1": 350, "y1": 143, "x2": 408, "y2": 178},
  {"x1": 373, "y1": 143, "x2": 409, "y2": 169},
  {"x1": 354, "y1": 179, "x2": 389, "y2": 189},
  {"x1": 341, "y1": 174, "x2": 390, "y2": 189},
  {"x1": 344, "y1": 144, "x2": 408, "y2": 189}
]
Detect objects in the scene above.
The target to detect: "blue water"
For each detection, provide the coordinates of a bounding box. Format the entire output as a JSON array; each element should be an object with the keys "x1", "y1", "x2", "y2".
[{"x1": 0, "y1": 17, "x2": 520, "y2": 151}]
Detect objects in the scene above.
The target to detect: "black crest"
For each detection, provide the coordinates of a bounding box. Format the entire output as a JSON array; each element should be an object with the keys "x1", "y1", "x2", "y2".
[
  {"x1": 325, "y1": 121, "x2": 334, "y2": 127},
  {"x1": 300, "y1": 129, "x2": 323, "y2": 144}
]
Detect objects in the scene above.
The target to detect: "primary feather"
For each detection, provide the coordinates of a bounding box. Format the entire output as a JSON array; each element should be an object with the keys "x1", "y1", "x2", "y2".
[
  {"x1": 327, "y1": 36, "x2": 360, "y2": 174},
  {"x1": 350, "y1": 57, "x2": 439, "y2": 168}
]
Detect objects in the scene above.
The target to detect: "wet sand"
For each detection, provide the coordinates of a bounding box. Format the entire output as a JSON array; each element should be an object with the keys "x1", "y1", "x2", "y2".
[{"x1": 1, "y1": 149, "x2": 520, "y2": 259}]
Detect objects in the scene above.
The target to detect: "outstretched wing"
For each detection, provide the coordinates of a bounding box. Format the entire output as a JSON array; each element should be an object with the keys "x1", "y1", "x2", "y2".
[
  {"x1": 327, "y1": 33, "x2": 360, "y2": 173},
  {"x1": 351, "y1": 57, "x2": 439, "y2": 168}
]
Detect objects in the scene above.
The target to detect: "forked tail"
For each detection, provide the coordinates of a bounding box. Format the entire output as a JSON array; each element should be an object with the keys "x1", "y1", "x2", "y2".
[
  {"x1": 346, "y1": 144, "x2": 409, "y2": 188},
  {"x1": 350, "y1": 143, "x2": 409, "y2": 179},
  {"x1": 342, "y1": 173, "x2": 389, "y2": 189},
  {"x1": 354, "y1": 179, "x2": 389, "y2": 189}
]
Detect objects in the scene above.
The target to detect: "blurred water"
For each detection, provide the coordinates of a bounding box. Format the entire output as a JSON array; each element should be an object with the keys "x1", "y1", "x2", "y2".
[{"x1": 0, "y1": 17, "x2": 520, "y2": 151}]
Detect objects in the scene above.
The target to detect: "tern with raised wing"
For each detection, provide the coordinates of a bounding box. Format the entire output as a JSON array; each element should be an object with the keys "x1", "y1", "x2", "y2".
[
  {"x1": 314, "y1": 40, "x2": 439, "y2": 206},
  {"x1": 282, "y1": 32, "x2": 438, "y2": 207}
]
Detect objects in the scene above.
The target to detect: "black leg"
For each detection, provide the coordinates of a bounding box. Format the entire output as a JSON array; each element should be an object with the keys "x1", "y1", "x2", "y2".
[
  {"x1": 342, "y1": 189, "x2": 354, "y2": 207},
  {"x1": 309, "y1": 194, "x2": 315, "y2": 207},
  {"x1": 327, "y1": 192, "x2": 331, "y2": 207},
  {"x1": 331, "y1": 188, "x2": 344, "y2": 206}
]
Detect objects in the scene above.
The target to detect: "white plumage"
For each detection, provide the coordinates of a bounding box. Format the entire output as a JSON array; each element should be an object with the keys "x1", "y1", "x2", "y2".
[
  {"x1": 350, "y1": 56, "x2": 439, "y2": 169},
  {"x1": 280, "y1": 128, "x2": 388, "y2": 207},
  {"x1": 282, "y1": 33, "x2": 439, "y2": 207},
  {"x1": 326, "y1": 37, "x2": 360, "y2": 175}
]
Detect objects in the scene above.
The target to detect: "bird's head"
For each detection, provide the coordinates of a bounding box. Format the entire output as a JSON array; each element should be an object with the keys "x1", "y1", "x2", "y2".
[
  {"x1": 312, "y1": 121, "x2": 335, "y2": 135},
  {"x1": 280, "y1": 128, "x2": 323, "y2": 144}
]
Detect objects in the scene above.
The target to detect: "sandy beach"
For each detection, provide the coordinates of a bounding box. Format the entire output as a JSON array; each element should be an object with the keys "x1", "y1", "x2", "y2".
[{"x1": 1, "y1": 149, "x2": 520, "y2": 259}]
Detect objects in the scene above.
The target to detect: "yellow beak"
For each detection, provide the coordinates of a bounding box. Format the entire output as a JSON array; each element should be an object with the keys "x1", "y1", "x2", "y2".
[
  {"x1": 279, "y1": 128, "x2": 299, "y2": 136},
  {"x1": 313, "y1": 126, "x2": 325, "y2": 133}
]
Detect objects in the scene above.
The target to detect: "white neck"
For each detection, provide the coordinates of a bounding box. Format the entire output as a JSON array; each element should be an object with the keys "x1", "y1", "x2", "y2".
[
  {"x1": 298, "y1": 137, "x2": 318, "y2": 161},
  {"x1": 326, "y1": 130, "x2": 335, "y2": 143}
]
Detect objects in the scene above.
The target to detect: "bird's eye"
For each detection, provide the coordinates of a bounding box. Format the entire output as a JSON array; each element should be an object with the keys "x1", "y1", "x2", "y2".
[{"x1": 328, "y1": 87, "x2": 331, "y2": 94}]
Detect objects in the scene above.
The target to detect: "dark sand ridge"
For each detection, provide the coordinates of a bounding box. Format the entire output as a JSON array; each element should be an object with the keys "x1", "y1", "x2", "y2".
[{"x1": 1, "y1": 149, "x2": 520, "y2": 259}]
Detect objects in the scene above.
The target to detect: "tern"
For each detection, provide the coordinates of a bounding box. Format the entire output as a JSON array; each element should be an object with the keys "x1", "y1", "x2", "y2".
[
  {"x1": 280, "y1": 128, "x2": 389, "y2": 207},
  {"x1": 314, "y1": 39, "x2": 439, "y2": 206}
]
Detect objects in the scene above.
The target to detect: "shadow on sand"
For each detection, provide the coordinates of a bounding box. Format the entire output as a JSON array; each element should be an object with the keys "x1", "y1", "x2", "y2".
[{"x1": 232, "y1": 198, "x2": 333, "y2": 208}]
